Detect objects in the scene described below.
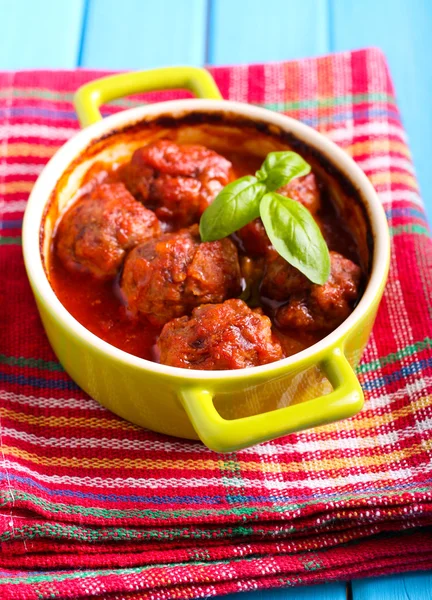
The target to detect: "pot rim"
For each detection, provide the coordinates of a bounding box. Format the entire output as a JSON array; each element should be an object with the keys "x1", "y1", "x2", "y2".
[{"x1": 22, "y1": 98, "x2": 391, "y2": 382}]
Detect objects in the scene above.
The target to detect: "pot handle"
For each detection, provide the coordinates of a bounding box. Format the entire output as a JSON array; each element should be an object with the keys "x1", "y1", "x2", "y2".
[
  {"x1": 179, "y1": 347, "x2": 363, "y2": 453},
  {"x1": 74, "y1": 66, "x2": 223, "y2": 128}
]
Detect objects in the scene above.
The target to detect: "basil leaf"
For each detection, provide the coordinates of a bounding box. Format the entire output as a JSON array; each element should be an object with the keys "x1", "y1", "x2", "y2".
[
  {"x1": 256, "y1": 151, "x2": 311, "y2": 191},
  {"x1": 259, "y1": 192, "x2": 330, "y2": 285},
  {"x1": 199, "y1": 176, "x2": 267, "y2": 242}
]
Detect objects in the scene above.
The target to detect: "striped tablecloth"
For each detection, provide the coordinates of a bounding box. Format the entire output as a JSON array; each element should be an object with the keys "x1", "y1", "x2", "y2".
[{"x1": 1, "y1": 48, "x2": 432, "y2": 599}]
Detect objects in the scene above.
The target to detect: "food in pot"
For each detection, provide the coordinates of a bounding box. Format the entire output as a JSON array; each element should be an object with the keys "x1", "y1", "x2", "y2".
[
  {"x1": 157, "y1": 299, "x2": 283, "y2": 370},
  {"x1": 119, "y1": 140, "x2": 233, "y2": 227},
  {"x1": 261, "y1": 251, "x2": 362, "y2": 331},
  {"x1": 56, "y1": 182, "x2": 160, "y2": 278},
  {"x1": 120, "y1": 225, "x2": 241, "y2": 326},
  {"x1": 237, "y1": 173, "x2": 321, "y2": 256},
  {"x1": 49, "y1": 139, "x2": 364, "y2": 370},
  {"x1": 236, "y1": 218, "x2": 272, "y2": 257},
  {"x1": 278, "y1": 172, "x2": 321, "y2": 215}
]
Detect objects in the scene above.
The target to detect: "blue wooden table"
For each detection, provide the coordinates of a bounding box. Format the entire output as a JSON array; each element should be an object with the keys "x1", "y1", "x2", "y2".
[{"x1": 1, "y1": 1, "x2": 431, "y2": 598}]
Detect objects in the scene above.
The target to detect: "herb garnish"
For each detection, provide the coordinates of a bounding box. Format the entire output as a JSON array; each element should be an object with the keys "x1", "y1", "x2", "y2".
[{"x1": 199, "y1": 151, "x2": 330, "y2": 285}]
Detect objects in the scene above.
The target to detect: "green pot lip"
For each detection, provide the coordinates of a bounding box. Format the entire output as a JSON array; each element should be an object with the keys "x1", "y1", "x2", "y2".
[{"x1": 22, "y1": 99, "x2": 391, "y2": 383}]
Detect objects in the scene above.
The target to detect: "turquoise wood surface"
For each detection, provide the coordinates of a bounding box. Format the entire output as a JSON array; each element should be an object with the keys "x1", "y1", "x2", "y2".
[
  {"x1": 224, "y1": 582, "x2": 347, "y2": 599},
  {"x1": 79, "y1": 0, "x2": 207, "y2": 68},
  {"x1": 0, "y1": 0, "x2": 86, "y2": 69},
  {"x1": 0, "y1": 1, "x2": 431, "y2": 598},
  {"x1": 208, "y1": 0, "x2": 330, "y2": 63},
  {"x1": 353, "y1": 572, "x2": 432, "y2": 600}
]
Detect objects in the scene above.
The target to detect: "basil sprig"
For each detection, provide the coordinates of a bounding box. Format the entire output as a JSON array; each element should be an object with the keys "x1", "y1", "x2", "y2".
[
  {"x1": 198, "y1": 176, "x2": 266, "y2": 242},
  {"x1": 256, "y1": 151, "x2": 311, "y2": 191},
  {"x1": 199, "y1": 151, "x2": 330, "y2": 285}
]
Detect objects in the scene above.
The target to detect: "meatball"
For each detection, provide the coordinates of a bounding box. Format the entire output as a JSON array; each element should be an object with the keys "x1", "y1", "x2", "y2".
[
  {"x1": 56, "y1": 183, "x2": 160, "y2": 278},
  {"x1": 119, "y1": 140, "x2": 233, "y2": 226},
  {"x1": 278, "y1": 172, "x2": 321, "y2": 215},
  {"x1": 157, "y1": 299, "x2": 284, "y2": 370},
  {"x1": 261, "y1": 251, "x2": 362, "y2": 332},
  {"x1": 236, "y1": 218, "x2": 273, "y2": 257},
  {"x1": 260, "y1": 253, "x2": 308, "y2": 302},
  {"x1": 237, "y1": 173, "x2": 321, "y2": 256},
  {"x1": 121, "y1": 226, "x2": 242, "y2": 326}
]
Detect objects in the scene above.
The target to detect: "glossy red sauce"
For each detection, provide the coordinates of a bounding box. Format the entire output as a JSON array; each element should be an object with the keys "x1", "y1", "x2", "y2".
[{"x1": 49, "y1": 149, "x2": 361, "y2": 362}]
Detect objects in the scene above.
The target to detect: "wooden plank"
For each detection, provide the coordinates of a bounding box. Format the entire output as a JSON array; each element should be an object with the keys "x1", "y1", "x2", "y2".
[
  {"x1": 352, "y1": 572, "x2": 432, "y2": 600},
  {"x1": 79, "y1": 0, "x2": 207, "y2": 69},
  {"x1": 208, "y1": 0, "x2": 330, "y2": 64},
  {"x1": 0, "y1": 0, "x2": 85, "y2": 69},
  {"x1": 223, "y1": 582, "x2": 347, "y2": 599},
  {"x1": 331, "y1": 0, "x2": 432, "y2": 221}
]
